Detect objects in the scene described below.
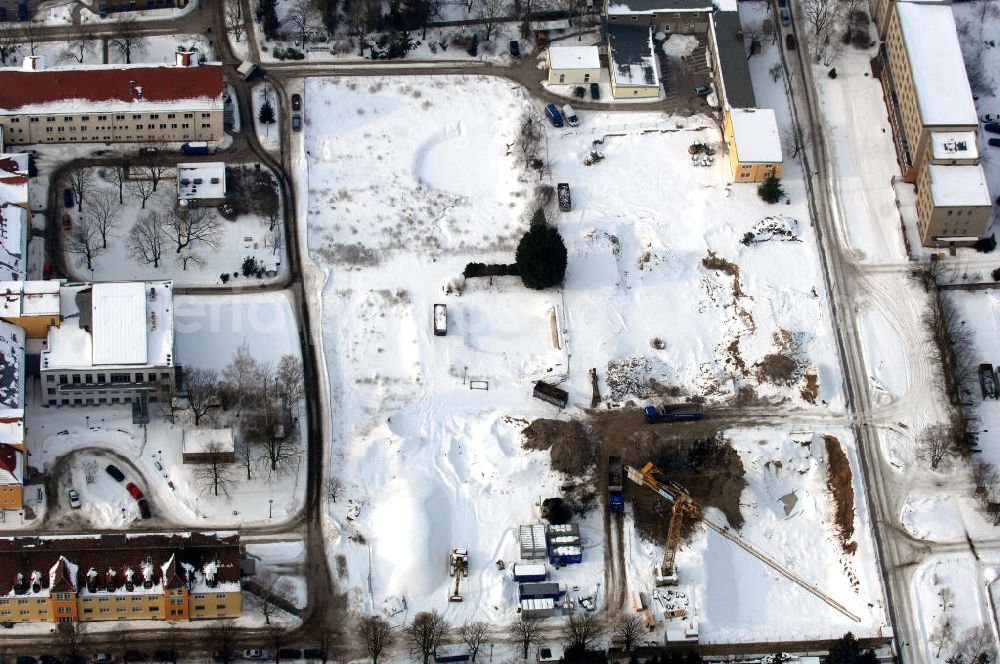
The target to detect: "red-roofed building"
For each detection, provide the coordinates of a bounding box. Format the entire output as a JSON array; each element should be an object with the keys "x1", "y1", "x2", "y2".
[{"x1": 0, "y1": 50, "x2": 224, "y2": 146}]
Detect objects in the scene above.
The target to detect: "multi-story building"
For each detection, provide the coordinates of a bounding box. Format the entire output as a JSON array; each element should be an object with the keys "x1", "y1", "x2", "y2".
[
  {"x1": 0, "y1": 50, "x2": 224, "y2": 146},
  {"x1": 39, "y1": 280, "x2": 176, "y2": 407},
  {"x1": 0, "y1": 532, "x2": 241, "y2": 624},
  {"x1": 97, "y1": 0, "x2": 189, "y2": 15},
  {"x1": 876, "y1": 1, "x2": 992, "y2": 246},
  {"x1": 604, "y1": 0, "x2": 713, "y2": 34},
  {"x1": 723, "y1": 108, "x2": 783, "y2": 182},
  {"x1": 606, "y1": 23, "x2": 662, "y2": 99}
]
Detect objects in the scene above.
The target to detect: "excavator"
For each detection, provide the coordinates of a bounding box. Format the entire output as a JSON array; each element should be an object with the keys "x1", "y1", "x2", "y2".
[
  {"x1": 448, "y1": 548, "x2": 468, "y2": 603},
  {"x1": 625, "y1": 461, "x2": 861, "y2": 623}
]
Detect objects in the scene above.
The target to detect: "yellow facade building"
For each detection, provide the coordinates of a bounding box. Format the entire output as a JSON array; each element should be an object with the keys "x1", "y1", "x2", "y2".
[{"x1": 723, "y1": 108, "x2": 783, "y2": 183}]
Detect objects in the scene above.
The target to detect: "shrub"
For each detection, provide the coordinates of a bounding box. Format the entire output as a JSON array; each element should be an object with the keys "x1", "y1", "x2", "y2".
[
  {"x1": 992, "y1": 267, "x2": 1000, "y2": 282},
  {"x1": 516, "y1": 214, "x2": 568, "y2": 290},
  {"x1": 242, "y1": 256, "x2": 260, "y2": 277},
  {"x1": 757, "y1": 175, "x2": 785, "y2": 204},
  {"x1": 828, "y1": 68, "x2": 837, "y2": 78},
  {"x1": 462, "y1": 262, "x2": 519, "y2": 278},
  {"x1": 466, "y1": 34, "x2": 479, "y2": 57},
  {"x1": 975, "y1": 234, "x2": 997, "y2": 253}
]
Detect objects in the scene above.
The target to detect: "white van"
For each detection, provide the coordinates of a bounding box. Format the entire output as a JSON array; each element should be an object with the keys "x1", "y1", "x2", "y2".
[{"x1": 562, "y1": 104, "x2": 579, "y2": 127}]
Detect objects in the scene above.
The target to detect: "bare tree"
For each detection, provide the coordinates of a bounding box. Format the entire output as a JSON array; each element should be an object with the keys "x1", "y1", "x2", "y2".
[
  {"x1": 924, "y1": 294, "x2": 978, "y2": 404},
  {"x1": 359, "y1": 615, "x2": 394, "y2": 664},
  {"x1": 611, "y1": 614, "x2": 644, "y2": 652},
  {"x1": 460, "y1": 621, "x2": 491, "y2": 661},
  {"x1": 223, "y1": 342, "x2": 259, "y2": 410},
  {"x1": 949, "y1": 625, "x2": 995, "y2": 664},
  {"x1": 509, "y1": 615, "x2": 542, "y2": 659},
  {"x1": 145, "y1": 163, "x2": 170, "y2": 192},
  {"x1": 128, "y1": 177, "x2": 158, "y2": 210},
  {"x1": 55, "y1": 621, "x2": 89, "y2": 659},
  {"x1": 323, "y1": 476, "x2": 344, "y2": 503},
  {"x1": 516, "y1": 114, "x2": 541, "y2": 167},
  {"x1": 0, "y1": 24, "x2": 22, "y2": 65},
  {"x1": 225, "y1": 0, "x2": 246, "y2": 41},
  {"x1": 183, "y1": 368, "x2": 219, "y2": 426},
  {"x1": 972, "y1": 460, "x2": 998, "y2": 507},
  {"x1": 108, "y1": 161, "x2": 129, "y2": 204},
  {"x1": 112, "y1": 622, "x2": 130, "y2": 662},
  {"x1": 473, "y1": 0, "x2": 508, "y2": 41},
  {"x1": 212, "y1": 620, "x2": 237, "y2": 660},
  {"x1": 783, "y1": 125, "x2": 812, "y2": 159},
  {"x1": 407, "y1": 611, "x2": 449, "y2": 664},
  {"x1": 19, "y1": 21, "x2": 41, "y2": 56},
  {"x1": 244, "y1": 402, "x2": 302, "y2": 475},
  {"x1": 128, "y1": 211, "x2": 167, "y2": 268},
  {"x1": 82, "y1": 460, "x2": 99, "y2": 485},
  {"x1": 178, "y1": 250, "x2": 206, "y2": 271},
  {"x1": 252, "y1": 570, "x2": 294, "y2": 625},
  {"x1": 276, "y1": 354, "x2": 305, "y2": 418},
  {"x1": 110, "y1": 16, "x2": 149, "y2": 64},
  {"x1": 68, "y1": 169, "x2": 94, "y2": 212},
  {"x1": 192, "y1": 442, "x2": 237, "y2": 497},
  {"x1": 266, "y1": 621, "x2": 291, "y2": 661},
  {"x1": 800, "y1": 0, "x2": 836, "y2": 40},
  {"x1": 769, "y1": 62, "x2": 783, "y2": 83},
  {"x1": 63, "y1": 28, "x2": 97, "y2": 63},
  {"x1": 286, "y1": 0, "x2": 321, "y2": 49},
  {"x1": 236, "y1": 439, "x2": 257, "y2": 481},
  {"x1": 918, "y1": 423, "x2": 958, "y2": 470},
  {"x1": 564, "y1": 613, "x2": 604, "y2": 650},
  {"x1": 84, "y1": 190, "x2": 121, "y2": 249},
  {"x1": 164, "y1": 205, "x2": 222, "y2": 253},
  {"x1": 64, "y1": 216, "x2": 105, "y2": 271}
]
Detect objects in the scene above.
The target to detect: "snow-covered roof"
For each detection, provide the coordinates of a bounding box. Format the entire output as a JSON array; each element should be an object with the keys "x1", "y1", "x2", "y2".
[
  {"x1": 0, "y1": 319, "x2": 23, "y2": 410},
  {"x1": 0, "y1": 416, "x2": 23, "y2": 446},
  {"x1": 928, "y1": 164, "x2": 992, "y2": 207},
  {"x1": 182, "y1": 428, "x2": 235, "y2": 455},
  {"x1": 548, "y1": 46, "x2": 601, "y2": 71},
  {"x1": 606, "y1": 0, "x2": 713, "y2": 15},
  {"x1": 0, "y1": 154, "x2": 29, "y2": 205},
  {"x1": 896, "y1": 3, "x2": 978, "y2": 127},
  {"x1": 930, "y1": 131, "x2": 978, "y2": 161},
  {"x1": 177, "y1": 162, "x2": 226, "y2": 203},
  {"x1": 729, "y1": 108, "x2": 783, "y2": 164},
  {"x1": 41, "y1": 280, "x2": 174, "y2": 371},
  {"x1": 0, "y1": 280, "x2": 60, "y2": 319},
  {"x1": 0, "y1": 444, "x2": 22, "y2": 486},
  {"x1": 608, "y1": 24, "x2": 660, "y2": 88}
]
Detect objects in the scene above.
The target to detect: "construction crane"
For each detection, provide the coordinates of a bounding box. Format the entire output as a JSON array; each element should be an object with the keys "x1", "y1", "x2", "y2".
[
  {"x1": 448, "y1": 548, "x2": 468, "y2": 603},
  {"x1": 625, "y1": 462, "x2": 861, "y2": 623}
]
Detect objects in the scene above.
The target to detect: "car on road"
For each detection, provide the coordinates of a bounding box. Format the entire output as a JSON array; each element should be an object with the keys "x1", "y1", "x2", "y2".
[
  {"x1": 989, "y1": 138, "x2": 1000, "y2": 148},
  {"x1": 777, "y1": 0, "x2": 787, "y2": 6},
  {"x1": 212, "y1": 652, "x2": 236, "y2": 663},
  {"x1": 302, "y1": 650, "x2": 325, "y2": 660},
  {"x1": 123, "y1": 652, "x2": 146, "y2": 663},
  {"x1": 92, "y1": 656, "x2": 113, "y2": 664},
  {"x1": 17, "y1": 657, "x2": 36, "y2": 664},
  {"x1": 291, "y1": 114, "x2": 302, "y2": 132},
  {"x1": 779, "y1": 8, "x2": 790, "y2": 25},
  {"x1": 984, "y1": 122, "x2": 1000, "y2": 135},
  {"x1": 694, "y1": 83, "x2": 712, "y2": 96},
  {"x1": 785, "y1": 33, "x2": 797, "y2": 49},
  {"x1": 152, "y1": 651, "x2": 176, "y2": 664},
  {"x1": 63, "y1": 188, "x2": 74, "y2": 208},
  {"x1": 544, "y1": 103, "x2": 564, "y2": 128},
  {"x1": 138, "y1": 498, "x2": 151, "y2": 519},
  {"x1": 509, "y1": 40, "x2": 520, "y2": 59},
  {"x1": 291, "y1": 94, "x2": 302, "y2": 111},
  {"x1": 67, "y1": 488, "x2": 80, "y2": 509},
  {"x1": 277, "y1": 651, "x2": 301, "y2": 661},
  {"x1": 39, "y1": 657, "x2": 61, "y2": 664},
  {"x1": 242, "y1": 651, "x2": 270, "y2": 660},
  {"x1": 589, "y1": 82, "x2": 600, "y2": 100},
  {"x1": 105, "y1": 465, "x2": 124, "y2": 481},
  {"x1": 61, "y1": 213, "x2": 72, "y2": 231},
  {"x1": 126, "y1": 482, "x2": 143, "y2": 500}
]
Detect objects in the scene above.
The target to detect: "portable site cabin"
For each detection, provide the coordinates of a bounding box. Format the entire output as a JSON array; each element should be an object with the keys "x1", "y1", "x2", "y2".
[
  {"x1": 533, "y1": 381, "x2": 568, "y2": 408},
  {"x1": 520, "y1": 597, "x2": 557, "y2": 619},
  {"x1": 547, "y1": 523, "x2": 582, "y2": 565},
  {"x1": 519, "y1": 582, "x2": 564, "y2": 600},
  {"x1": 519, "y1": 524, "x2": 548, "y2": 561},
  {"x1": 511, "y1": 562, "x2": 548, "y2": 583}
]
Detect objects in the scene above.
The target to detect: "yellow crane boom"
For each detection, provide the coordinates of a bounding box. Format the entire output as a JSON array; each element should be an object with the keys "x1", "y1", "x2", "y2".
[{"x1": 625, "y1": 462, "x2": 861, "y2": 623}]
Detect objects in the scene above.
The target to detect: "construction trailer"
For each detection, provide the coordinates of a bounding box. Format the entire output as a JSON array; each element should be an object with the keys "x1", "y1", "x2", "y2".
[
  {"x1": 520, "y1": 598, "x2": 557, "y2": 619},
  {"x1": 518, "y1": 581, "x2": 564, "y2": 601},
  {"x1": 980, "y1": 363, "x2": 997, "y2": 399},
  {"x1": 547, "y1": 523, "x2": 582, "y2": 565},
  {"x1": 519, "y1": 524, "x2": 548, "y2": 560},
  {"x1": 533, "y1": 380, "x2": 569, "y2": 408},
  {"x1": 434, "y1": 645, "x2": 471, "y2": 663},
  {"x1": 511, "y1": 562, "x2": 548, "y2": 582}
]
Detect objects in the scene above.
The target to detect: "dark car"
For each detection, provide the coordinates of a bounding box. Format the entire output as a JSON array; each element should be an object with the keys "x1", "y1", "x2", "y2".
[
  {"x1": 212, "y1": 654, "x2": 236, "y2": 664},
  {"x1": 277, "y1": 651, "x2": 301, "y2": 661},
  {"x1": 64, "y1": 657, "x2": 86, "y2": 664},
  {"x1": 291, "y1": 114, "x2": 302, "y2": 132},
  {"x1": 985, "y1": 123, "x2": 1000, "y2": 135},
  {"x1": 573, "y1": 86, "x2": 586, "y2": 99},
  {"x1": 989, "y1": 138, "x2": 1000, "y2": 148},
  {"x1": 63, "y1": 188, "x2": 74, "y2": 208},
  {"x1": 151, "y1": 652, "x2": 176, "y2": 664},
  {"x1": 123, "y1": 653, "x2": 146, "y2": 663},
  {"x1": 785, "y1": 33, "x2": 797, "y2": 50},
  {"x1": 779, "y1": 7, "x2": 790, "y2": 25},
  {"x1": 544, "y1": 103, "x2": 564, "y2": 128},
  {"x1": 126, "y1": 482, "x2": 143, "y2": 500},
  {"x1": 291, "y1": 94, "x2": 301, "y2": 111},
  {"x1": 105, "y1": 464, "x2": 125, "y2": 481},
  {"x1": 39, "y1": 657, "x2": 61, "y2": 664},
  {"x1": 694, "y1": 84, "x2": 712, "y2": 96},
  {"x1": 589, "y1": 82, "x2": 600, "y2": 100},
  {"x1": 16, "y1": 2, "x2": 27, "y2": 21},
  {"x1": 509, "y1": 40, "x2": 521, "y2": 58},
  {"x1": 302, "y1": 651, "x2": 325, "y2": 660},
  {"x1": 778, "y1": 0, "x2": 787, "y2": 6},
  {"x1": 137, "y1": 498, "x2": 151, "y2": 519},
  {"x1": 17, "y1": 658, "x2": 36, "y2": 664}
]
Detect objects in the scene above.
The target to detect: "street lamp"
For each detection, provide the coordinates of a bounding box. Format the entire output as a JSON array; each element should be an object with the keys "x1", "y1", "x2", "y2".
[{"x1": 268, "y1": 499, "x2": 273, "y2": 519}]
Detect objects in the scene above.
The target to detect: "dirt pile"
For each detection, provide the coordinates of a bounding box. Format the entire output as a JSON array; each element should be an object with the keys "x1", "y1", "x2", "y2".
[
  {"x1": 522, "y1": 418, "x2": 595, "y2": 476},
  {"x1": 823, "y1": 435, "x2": 857, "y2": 554}
]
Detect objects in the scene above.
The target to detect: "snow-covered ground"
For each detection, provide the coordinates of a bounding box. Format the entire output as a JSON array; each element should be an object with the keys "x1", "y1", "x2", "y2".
[
  {"x1": 61, "y1": 165, "x2": 286, "y2": 288},
  {"x1": 296, "y1": 70, "x2": 881, "y2": 640},
  {"x1": 252, "y1": 83, "x2": 282, "y2": 153}
]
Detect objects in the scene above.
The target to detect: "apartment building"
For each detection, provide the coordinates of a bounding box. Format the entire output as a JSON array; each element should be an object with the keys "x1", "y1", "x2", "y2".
[
  {"x1": 605, "y1": 0, "x2": 713, "y2": 34},
  {"x1": 0, "y1": 51, "x2": 223, "y2": 146},
  {"x1": 723, "y1": 108, "x2": 783, "y2": 182},
  {"x1": 39, "y1": 281, "x2": 176, "y2": 407},
  {"x1": 606, "y1": 23, "x2": 662, "y2": 98},
  {"x1": 0, "y1": 532, "x2": 241, "y2": 624},
  {"x1": 915, "y1": 164, "x2": 992, "y2": 244},
  {"x1": 97, "y1": 0, "x2": 189, "y2": 15}
]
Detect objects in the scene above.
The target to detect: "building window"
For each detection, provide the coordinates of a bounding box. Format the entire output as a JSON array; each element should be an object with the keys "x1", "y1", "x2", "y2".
[
  {"x1": 110, "y1": 373, "x2": 129, "y2": 384},
  {"x1": 216, "y1": 604, "x2": 226, "y2": 610},
  {"x1": 59, "y1": 374, "x2": 67, "y2": 382},
  {"x1": 167, "y1": 113, "x2": 175, "y2": 119},
  {"x1": 30, "y1": 117, "x2": 38, "y2": 123}
]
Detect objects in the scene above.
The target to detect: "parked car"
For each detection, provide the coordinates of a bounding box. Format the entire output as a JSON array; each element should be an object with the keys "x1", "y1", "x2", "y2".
[
  {"x1": 138, "y1": 146, "x2": 158, "y2": 155},
  {"x1": 212, "y1": 654, "x2": 236, "y2": 664},
  {"x1": 126, "y1": 482, "x2": 143, "y2": 500},
  {"x1": 777, "y1": 0, "x2": 787, "y2": 6},
  {"x1": 123, "y1": 652, "x2": 146, "y2": 663},
  {"x1": 573, "y1": 86, "x2": 586, "y2": 99},
  {"x1": 67, "y1": 488, "x2": 80, "y2": 509},
  {"x1": 151, "y1": 652, "x2": 176, "y2": 664},
  {"x1": 694, "y1": 83, "x2": 712, "y2": 96},
  {"x1": 302, "y1": 651, "x2": 325, "y2": 660},
  {"x1": 92, "y1": 656, "x2": 113, "y2": 664},
  {"x1": 291, "y1": 114, "x2": 302, "y2": 132},
  {"x1": 544, "y1": 103, "x2": 564, "y2": 128},
  {"x1": 984, "y1": 122, "x2": 1000, "y2": 135},
  {"x1": 562, "y1": 104, "x2": 579, "y2": 127},
  {"x1": 62, "y1": 188, "x2": 74, "y2": 208},
  {"x1": 982, "y1": 114, "x2": 998, "y2": 123},
  {"x1": 137, "y1": 498, "x2": 151, "y2": 519},
  {"x1": 61, "y1": 213, "x2": 72, "y2": 230},
  {"x1": 242, "y1": 651, "x2": 269, "y2": 661},
  {"x1": 105, "y1": 465, "x2": 124, "y2": 481},
  {"x1": 276, "y1": 651, "x2": 301, "y2": 661},
  {"x1": 509, "y1": 40, "x2": 521, "y2": 59},
  {"x1": 291, "y1": 94, "x2": 301, "y2": 111},
  {"x1": 779, "y1": 8, "x2": 790, "y2": 25},
  {"x1": 39, "y1": 657, "x2": 61, "y2": 664},
  {"x1": 785, "y1": 33, "x2": 797, "y2": 49},
  {"x1": 989, "y1": 138, "x2": 1000, "y2": 148},
  {"x1": 17, "y1": 657, "x2": 37, "y2": 664},
  {"x1": 589, "y1": 82, "x2": 600, "y2": 100},
  {"x1": 64, "y1": 657, "x2": 86, "y2": 664}
]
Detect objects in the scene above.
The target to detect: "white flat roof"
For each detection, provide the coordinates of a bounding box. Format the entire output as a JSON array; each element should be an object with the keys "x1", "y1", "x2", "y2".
[
  {"x1": 729, "y1": 108, "x2": 783, "y2": 163},
  {"x1": 548, "y1": 46, "x2": 601, "y2": 71},
  {"x1": 177, "y1": 162, "x2": 226, "y2": 202},
  {"x1": 928, "y1": 164, "x2": 992, "y2": 207},
  {"x1": 897, "y1": 3, "x2": 978, "y2": 127},
  {"x1": 182, "y1": 428, "x2": 235, "y2": 455},
  {"x1": 93, "y1": 282, "x2": 146, "y2": 365},
  {"x1": 0, "y1": 280, "x2": 61, "y2": 319},
  {"x1": 931, "y1": 131, "x2": 979, "y2": 161}
]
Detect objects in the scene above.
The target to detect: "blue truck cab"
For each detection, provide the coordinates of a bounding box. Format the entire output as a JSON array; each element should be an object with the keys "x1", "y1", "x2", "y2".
[
  {"x1": 544, "y1": 103, "x2": 564, "y2": 128},
  {"x1": 644, "y1": 404, "x2": 706, "y2": 424}
]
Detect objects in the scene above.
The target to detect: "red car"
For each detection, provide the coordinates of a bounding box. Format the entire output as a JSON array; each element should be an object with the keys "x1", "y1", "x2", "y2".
[
  {"x1": 126, "y1": 482, "x2": 144, "y2": 500},
  {"x1": 291, "y1": 93, "x2": 301, "y2": 111},
  {"x1": 785, "y1": 33, "x2": 797, "y2": 50}
]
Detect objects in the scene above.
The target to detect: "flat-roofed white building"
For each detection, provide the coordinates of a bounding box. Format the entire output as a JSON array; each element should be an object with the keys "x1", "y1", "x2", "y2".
[
  {"x1": 177, "y1": 162, "x2": 226, "y2": 207},
  {"x1": 39, "y1": 280, "x2": 175, "y2": 407},
  {"x1": 915, "y1": 164, "x2": 993, "y2": 246},
  {"x1": 546, "y1": 46, "x2": 602, "y2": 85},
  {"x1": 723, "y1": 108, "x2": 783, "y2": 182}
]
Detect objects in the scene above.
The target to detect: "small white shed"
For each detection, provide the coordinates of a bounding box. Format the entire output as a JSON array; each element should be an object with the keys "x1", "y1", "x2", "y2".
[{"x1": 547, "y1": 46, "x2": 601, "y2": 85}]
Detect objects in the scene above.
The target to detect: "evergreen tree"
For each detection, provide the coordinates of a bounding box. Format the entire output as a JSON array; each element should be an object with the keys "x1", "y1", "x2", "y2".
[
  {"x1": 827, "y1": 632, "x2": 863, "y2": 664},
  {"x1": 515, "y1": 211, "x2": 567, "y2": 290},
  {"x1": 757, "y1": 174, "x2": 785, "y2": 204},
  {"x1": 258, "y1": 98, "x2": 276, "y2": 125}
]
